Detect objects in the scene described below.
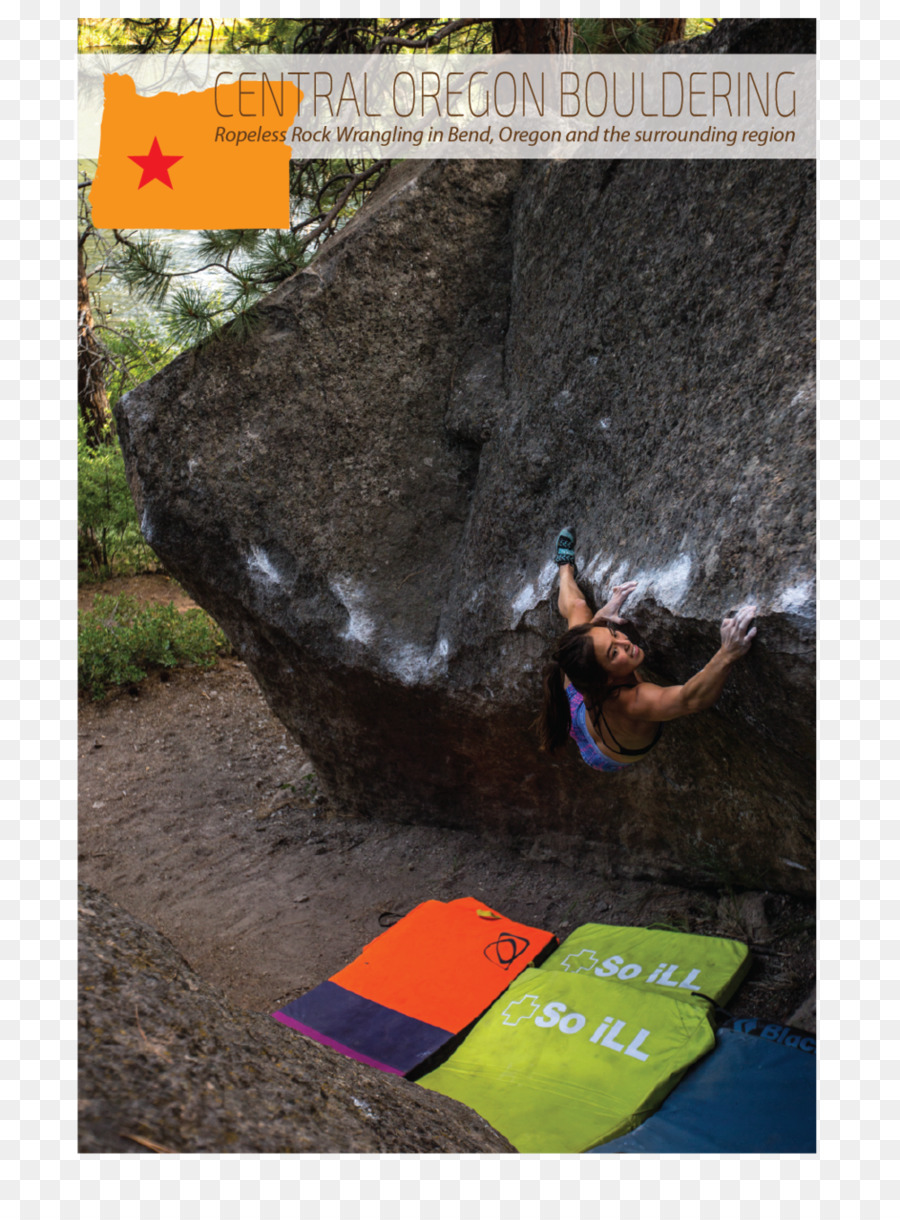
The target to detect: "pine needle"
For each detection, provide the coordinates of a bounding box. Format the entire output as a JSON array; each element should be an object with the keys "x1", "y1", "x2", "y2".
[{"x1": 119, "y1": 1132, "x2": 178, "y2": 1154}]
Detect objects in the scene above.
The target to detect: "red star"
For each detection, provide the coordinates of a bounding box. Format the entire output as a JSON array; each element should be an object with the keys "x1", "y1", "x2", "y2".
[{"x1": 128, "y1": 137, "x2": 183, "y2": 189}]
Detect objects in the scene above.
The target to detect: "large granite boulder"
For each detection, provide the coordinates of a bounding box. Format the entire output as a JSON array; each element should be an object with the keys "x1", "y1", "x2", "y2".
[
  {"x1": 658, "y1": 16, "x2": 816, "y2": 55},
  {"x1": 117, "y1": 20, "x2": 815, "y2": 897},
  {"x1": 78, "y1": 884, "x2": 513, "y2": 1152}
]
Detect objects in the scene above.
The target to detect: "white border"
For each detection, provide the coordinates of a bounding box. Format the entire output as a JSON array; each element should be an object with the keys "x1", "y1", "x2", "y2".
[{"x1": 8, "y1": 0, "x2": 879, "y2": 1209}]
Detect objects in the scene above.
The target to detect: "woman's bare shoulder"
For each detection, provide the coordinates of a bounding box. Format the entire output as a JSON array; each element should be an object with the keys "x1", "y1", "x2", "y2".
[{"x1": 613, "y1": 679, "x2": 655, "y2": 721}]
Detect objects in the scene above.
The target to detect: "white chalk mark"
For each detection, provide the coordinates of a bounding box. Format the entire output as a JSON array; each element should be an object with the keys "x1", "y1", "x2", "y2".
[
  {"x1": 582, "y1": 552, "x2": 612, "y2": 585},
  {"x1": 247, "y1": 545, "x2": 282, "y2": 587},
  {"x1": 510, "y1": 558, "x2": 558, "y2": 626},
  {"x1": 386, "y1": 636, "x2": 452, "y2": 685},
  {"x1": 389, "y1": 643, "x2": 432, "y2": 684},
  {"x1": 330, "y1": 576, "x2": 375, "y2": 645},
  {"x1": 644, "y1": 553, "x2": 693, "y2": 609},
  {"x1": 510, "y1": 550, "x2": 695, "y2": 624},
  {"x1": 330, "y1": 578, "x2": 451, "y2": 682},
  {"x1": 510, "y1": 541, "x2": 814, "y2": 647},
  {"x1": 603, "y1": 553, "x2": 693, "y2": 611},
  {"x1": 772, "y1": 580, "x2": 815, "y2": 619}
]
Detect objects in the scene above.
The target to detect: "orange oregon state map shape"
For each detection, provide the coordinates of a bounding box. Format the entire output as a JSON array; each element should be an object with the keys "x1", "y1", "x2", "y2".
[{"x1": 90, "y1": 73, "x2": 301, "y2": 230}]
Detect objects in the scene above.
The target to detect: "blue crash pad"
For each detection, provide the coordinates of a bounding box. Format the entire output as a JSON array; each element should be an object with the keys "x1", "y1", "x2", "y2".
[{"x1": 589, "y1": 1016, "x2": 816, "y2": 1153}]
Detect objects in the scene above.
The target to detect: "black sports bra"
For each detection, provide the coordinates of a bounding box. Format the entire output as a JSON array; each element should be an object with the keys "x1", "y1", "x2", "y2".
[{"x1": 595, "y1": 686, "x2": 663, "y2": 758}]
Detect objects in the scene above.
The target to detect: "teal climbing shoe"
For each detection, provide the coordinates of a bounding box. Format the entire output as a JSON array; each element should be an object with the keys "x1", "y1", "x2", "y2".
[{"x1": 554, "y1": 526, "x2": 577, "y2": 573}]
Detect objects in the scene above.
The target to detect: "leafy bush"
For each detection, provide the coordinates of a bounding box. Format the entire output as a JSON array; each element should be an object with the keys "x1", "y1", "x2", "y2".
[
  {"x1": 79, "y1": 594, "x2": 230, "y2": 700},
  {"x1": 78, "y1": 416, "x2": 158, "y2": 581},
  {"x1": 78, "y1": 321, "x2": 185, "y2": 582},
  {"x1": 685, "y1": 19, "x2": 719, "y2": 40},
  {"x1": 102, "y1": 319, "x2": 181, "y2": 413}
]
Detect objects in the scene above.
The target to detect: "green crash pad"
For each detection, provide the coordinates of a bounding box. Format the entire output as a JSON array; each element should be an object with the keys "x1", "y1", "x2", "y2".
[
  {"x1": 541, "y1": 923, "x2": 751, "y2": 1005},
  {"x1": 419, "y1": 968, "x2": 716, "y2": 1153}
]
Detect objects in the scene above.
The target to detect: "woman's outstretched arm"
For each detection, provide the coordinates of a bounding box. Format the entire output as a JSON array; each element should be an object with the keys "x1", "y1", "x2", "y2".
[{"x1": 628, "y1": 605, "x2": 757, "y2": 722}]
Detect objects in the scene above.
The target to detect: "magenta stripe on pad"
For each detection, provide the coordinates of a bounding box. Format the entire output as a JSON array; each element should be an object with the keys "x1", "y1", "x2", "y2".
[{"x1": 270, "y1": 1010, "x2": 406, "y2": 1076}]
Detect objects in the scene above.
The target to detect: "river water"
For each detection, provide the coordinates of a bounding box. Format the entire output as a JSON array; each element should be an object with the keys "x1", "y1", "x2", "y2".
[
  {"x1": 87, "y1": 229, "x2": 250, "y2": 330},
  {"x1": 81, "y1": 159, "x2": 258, "y2": 330}
]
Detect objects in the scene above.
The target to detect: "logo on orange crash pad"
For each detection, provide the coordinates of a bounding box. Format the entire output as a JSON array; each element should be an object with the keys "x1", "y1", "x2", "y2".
[{"x1": 484, "y1": 933, "x2": 531, "y2": 970}]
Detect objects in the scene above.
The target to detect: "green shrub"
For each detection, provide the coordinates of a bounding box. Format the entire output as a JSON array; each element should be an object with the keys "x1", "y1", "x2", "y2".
[
  {"x1": 685, "y1": 19, "x2": 718, "y2": 40},
  {"x1": 78, "y1": 320, "x2": 185, "y2": 583},
  {"x1": 103, "y1": 320, "x2": 181, "y2": 413},
  {"x1": 78, "y1": 415, "x2": 158, "y2": 581},
  {"x1": 78, "y1": 594, "x2": 230, "y2": 700}
]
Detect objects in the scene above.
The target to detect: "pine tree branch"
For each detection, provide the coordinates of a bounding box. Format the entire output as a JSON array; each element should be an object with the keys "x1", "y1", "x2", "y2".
[
  {"x1": 291, "y1": 162, "x2": 388, "y2": 250},
  {"x1": 374, "y1": 18, "x2": 482, "y2": 52}
]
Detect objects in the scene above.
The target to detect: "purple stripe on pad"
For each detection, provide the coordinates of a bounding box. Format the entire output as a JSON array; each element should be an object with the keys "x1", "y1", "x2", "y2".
[
  {"x1": 271, "y1": 980, "x2": 455, "y2": 1075},
  {"x1": 270, "y1": 1011, "x2": 405, "y2": 1076}
]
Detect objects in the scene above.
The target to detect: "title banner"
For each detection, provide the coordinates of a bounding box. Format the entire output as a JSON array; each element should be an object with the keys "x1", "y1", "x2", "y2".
[
  {"x1": 80, "y1": 52, "x2": 815, "y2": 161},
  {"x1": 79, "y1": 52, "x2": 814, "y2": 229}
]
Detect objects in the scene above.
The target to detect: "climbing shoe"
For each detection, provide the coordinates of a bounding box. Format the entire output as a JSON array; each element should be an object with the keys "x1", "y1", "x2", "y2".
[{"x1": 554, "y1": 526, "x2": 577, "y2": 573}]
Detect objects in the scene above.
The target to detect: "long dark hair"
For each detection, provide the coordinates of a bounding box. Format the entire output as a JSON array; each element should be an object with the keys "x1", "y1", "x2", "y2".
[{"x1": 536, "y1": 618, "x2": 624, "y2": 753}]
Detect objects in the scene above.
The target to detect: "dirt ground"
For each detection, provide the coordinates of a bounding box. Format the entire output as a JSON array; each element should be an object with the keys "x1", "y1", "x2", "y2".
[{"x1": 78, "y1": 575, "x2": 815, "y2": 1026}]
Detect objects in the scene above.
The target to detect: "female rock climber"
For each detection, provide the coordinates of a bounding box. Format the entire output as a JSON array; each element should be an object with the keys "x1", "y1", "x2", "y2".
[{"x1": 537, "y1": 527, "x2": 758, "y2": 773}]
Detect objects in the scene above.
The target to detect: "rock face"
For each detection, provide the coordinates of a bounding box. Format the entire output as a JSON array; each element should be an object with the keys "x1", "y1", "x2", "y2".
[
  {"x1": 659, "y1": 16, "x2": 816, "y2": 55},
  {"x1": 78, "y1": 884, "x2": 514, "y2": 1153},
  {"x1": 117, "y1": 20, "x2": 815, "y2": 897}
]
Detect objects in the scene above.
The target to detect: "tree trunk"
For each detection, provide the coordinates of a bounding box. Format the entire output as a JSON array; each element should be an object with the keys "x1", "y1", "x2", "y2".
[
  {"x1": 78, "y1": 238, "x2": 110, "y2": 448},
  {"x1": 648, "y1": 19, "x2": 687, "y2": 48},
  {"x1": 491, "y1": 19, "x2": 574, "y2": 55}
]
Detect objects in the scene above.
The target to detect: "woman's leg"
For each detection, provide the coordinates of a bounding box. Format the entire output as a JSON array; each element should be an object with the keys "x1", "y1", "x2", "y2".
[{"x1": 557, "y1": 564, "x2": 592, "y2": 627}]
